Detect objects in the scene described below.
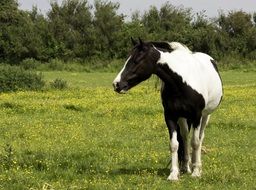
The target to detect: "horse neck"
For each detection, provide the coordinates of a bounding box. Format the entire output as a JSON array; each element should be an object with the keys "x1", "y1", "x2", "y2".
[
  {"x1": 154, "y1": 63, "x2": 181, "y2": 93},
  {"x1": 151, "y1": 47, "x2": 179, "y2": 88}
]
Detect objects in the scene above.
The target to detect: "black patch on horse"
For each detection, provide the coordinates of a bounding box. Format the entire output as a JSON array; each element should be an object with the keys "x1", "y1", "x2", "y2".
[{"x1": 157, "y1": 64, "x2": 205, "y2": 126}]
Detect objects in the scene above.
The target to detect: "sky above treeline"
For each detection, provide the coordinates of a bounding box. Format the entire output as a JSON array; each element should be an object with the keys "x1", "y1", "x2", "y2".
[{"x1": 18, "y1": 0, "x2": 256, "y2": 19}]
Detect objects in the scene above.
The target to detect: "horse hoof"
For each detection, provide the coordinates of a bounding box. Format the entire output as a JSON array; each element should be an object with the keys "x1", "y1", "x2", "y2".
[
  {"x1": 191, "y1": 168, "x2": 201, "y2": 177},
  {"x1": 167, "y1": 171, "x2": 179, "y2": 181},
  {"x1": 181, "y1": 165, "x2": 191, "y2": 174}
]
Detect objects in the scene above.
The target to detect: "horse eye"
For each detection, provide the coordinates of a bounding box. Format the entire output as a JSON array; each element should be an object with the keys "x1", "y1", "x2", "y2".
[
  {"x1": 133, "y1": 60, "x2": 138, "y2": 64},
  {"x1": 131, "y1": 58, "x2": 138, "y2": 64}
]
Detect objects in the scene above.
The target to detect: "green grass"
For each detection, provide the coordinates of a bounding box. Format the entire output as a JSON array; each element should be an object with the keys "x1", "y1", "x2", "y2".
[
  {"x1": 0, "y1": 70, "x2": 255, "y2": 189},
  {"x1": 43, "y1": 71, "x2": 115, "y2": 88}
]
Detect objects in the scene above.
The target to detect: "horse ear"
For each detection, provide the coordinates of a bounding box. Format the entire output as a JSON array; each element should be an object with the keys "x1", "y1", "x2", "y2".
[
  {"x1": 139, "y1": 38, "x2": 144, "y2": 46},
  {"x1": 131, "y1": 37, "x2": 137, "y2": 46}
]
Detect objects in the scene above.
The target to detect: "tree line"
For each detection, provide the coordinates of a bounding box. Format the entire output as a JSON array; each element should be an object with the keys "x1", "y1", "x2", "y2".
[{"x1": 0, "y1": 0, "x2": 256, "y2": 65}]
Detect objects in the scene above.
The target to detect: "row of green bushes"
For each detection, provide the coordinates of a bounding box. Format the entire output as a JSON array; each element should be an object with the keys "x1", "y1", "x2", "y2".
[
  {"x1": 1, "y1": 0, "x2": 256, "y2": 65},
  {"x1": 18, "y1": 58, "x2": 122, "y2": 72},
  {"x1": 0, "y1": 65, "x2": 68, "y2": 92}
]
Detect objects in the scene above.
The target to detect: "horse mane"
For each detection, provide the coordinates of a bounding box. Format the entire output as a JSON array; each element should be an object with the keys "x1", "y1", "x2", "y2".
[
  {"x1": 168, "y1": 42, "x2": 192, "y2": 52},
  {"x1": 150, "y1": 41, "x2": 173, "y2": 52},
  {"x1": 150, "y1": 41, "x2": 192, "y2": 53}
]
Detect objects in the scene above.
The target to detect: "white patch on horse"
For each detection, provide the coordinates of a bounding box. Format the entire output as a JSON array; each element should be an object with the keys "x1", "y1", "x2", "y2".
[
  {"x1": 113, "y1": 56, "x2": 131, "y2": 85},
  {"x1": 168, "y1": 131, "x2": 179, "y2": 181},
  {"x1": 193, "y1": 53, "x2": 223, "y2": 114}
]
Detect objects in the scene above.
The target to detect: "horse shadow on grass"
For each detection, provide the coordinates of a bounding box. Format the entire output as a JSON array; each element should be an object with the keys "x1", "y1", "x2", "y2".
[{"x1": 109, "y1": 167, "x2": 169, "y2": 178}]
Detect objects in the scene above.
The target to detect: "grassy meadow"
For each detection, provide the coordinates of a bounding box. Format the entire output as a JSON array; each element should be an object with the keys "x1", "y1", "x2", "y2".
[{"x1": 0, "y1": 70, "x2": 255, "y2": 189}]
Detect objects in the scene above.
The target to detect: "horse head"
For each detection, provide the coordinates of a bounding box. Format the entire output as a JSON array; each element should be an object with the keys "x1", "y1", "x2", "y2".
[{"x1": 113, "y1": 38, "x2": 159, "y2": 93}]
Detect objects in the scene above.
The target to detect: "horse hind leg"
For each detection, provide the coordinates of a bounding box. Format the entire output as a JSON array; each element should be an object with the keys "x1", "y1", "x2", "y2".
[
  {"x1": 191, "y1": 115, "x2": 210, "y2": 177},
  {"x1": 200, "y1": 115, "x2": 210, "y2": 139},
  {"x1": 177, "y1": 118, "x2": 191, "y2": 174}
]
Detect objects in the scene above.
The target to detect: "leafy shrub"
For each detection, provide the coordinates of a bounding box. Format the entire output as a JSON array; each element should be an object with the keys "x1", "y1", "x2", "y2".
[
  {"x1": 50, "y1": 78, "x2": 68, "y2": 90},
  {"x1": 48, "y1": 59, "x2": 65, "y2": 71},
  {"x1": 219, "y1": 54, "x2": 256, "y2": 71},
  {"x1": 34, "y1": 58, "x2": 123, "y2": 72},
  {"x1": 0, "y1": 66, "x2": 45, "y2": 92},
  {"x1": 81, "y1": 58, "x2": 123, "y2": 72},
  {"x1": 20, "y1": 58, "x2": 41, "y2": 70},
  {"x1": 247, "y1": 50, "x2": 256, "y2": 60}
]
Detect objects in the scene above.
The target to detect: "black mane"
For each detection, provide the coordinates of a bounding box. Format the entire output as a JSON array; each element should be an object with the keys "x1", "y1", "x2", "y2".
[{"x1": 150, "y1": 41, "x2": 173, "y2": 52}]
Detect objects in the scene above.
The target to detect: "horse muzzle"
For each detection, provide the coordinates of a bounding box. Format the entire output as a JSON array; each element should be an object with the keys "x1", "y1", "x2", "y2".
[{"x1": 113, "y1": 81, "x2": 129, "y2": 94}]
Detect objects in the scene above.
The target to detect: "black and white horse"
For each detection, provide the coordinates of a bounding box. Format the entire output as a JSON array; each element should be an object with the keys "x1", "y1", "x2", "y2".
[{"x1": 113, "y1": 38, "x2": 223, "y2": 180}]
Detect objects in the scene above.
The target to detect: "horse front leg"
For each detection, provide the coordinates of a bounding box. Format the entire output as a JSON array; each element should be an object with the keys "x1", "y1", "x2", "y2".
[{"x1": 164, "y1": 112, "x2": 179, "y2": 181}]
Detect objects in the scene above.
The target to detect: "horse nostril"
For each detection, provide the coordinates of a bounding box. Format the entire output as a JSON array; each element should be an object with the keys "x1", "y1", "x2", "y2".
[
  {"x1": 113, "y1": 82, "x2": 120, "y2": 92},
  {"x1": 113, "y1": 81, "x2": 128, "y2": 93}
]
